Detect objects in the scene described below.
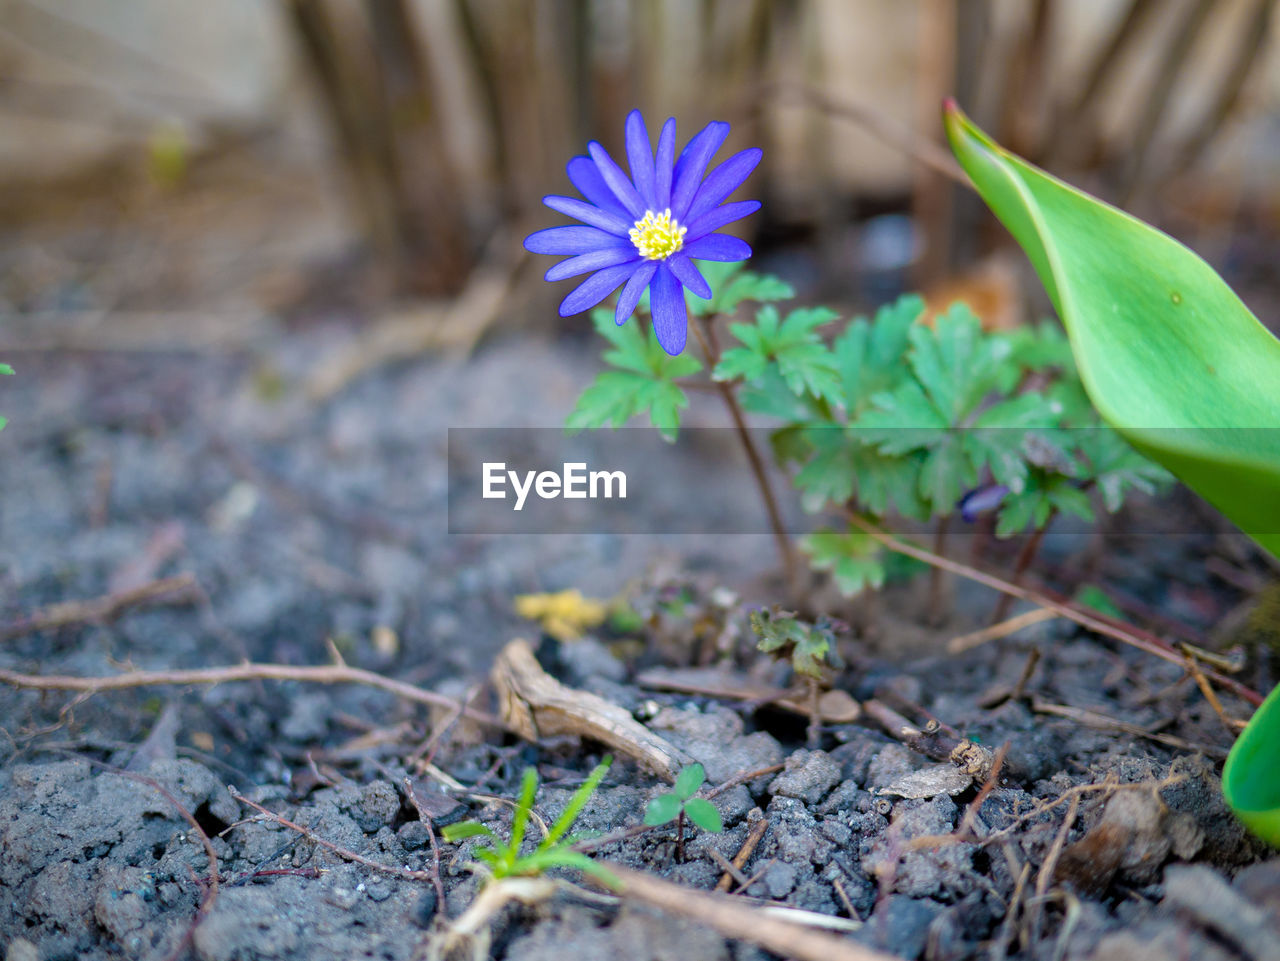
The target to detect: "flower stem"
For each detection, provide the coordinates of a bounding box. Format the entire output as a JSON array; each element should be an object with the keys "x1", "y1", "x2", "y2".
[
  {"x1": 990, "y1": 516, "x2": 1052, "y2": 624},
  {"x1": 927, "y1": 514, "x2": 951, "y2": 624},
  {"x1": 692, "y1": 315, "x2": 798, "y2": 593}
]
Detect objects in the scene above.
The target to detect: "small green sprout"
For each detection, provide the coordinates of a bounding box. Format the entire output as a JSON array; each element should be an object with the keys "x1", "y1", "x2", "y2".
[
  {"x1": 441, "y1": 756, "x2": 616, "y2": 887},
  {"x1": 751, "y1": 608, "x2": 843, "y2": 746},
  {"x1": 0, "y1": 362, "x2": 12, "y2": 431},
  {"x1": 643, "y1": 762, "x2": 722, "y2": 861}
]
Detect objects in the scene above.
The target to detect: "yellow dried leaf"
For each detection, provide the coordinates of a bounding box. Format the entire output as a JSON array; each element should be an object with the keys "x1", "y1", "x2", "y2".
[{"x1": 513, "y1": 590, "x2": 606, "y2": 641}]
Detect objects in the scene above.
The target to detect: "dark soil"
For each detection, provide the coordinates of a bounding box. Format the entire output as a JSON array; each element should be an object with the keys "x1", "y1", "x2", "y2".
[{"x1": 3, "y1": 331, "x2": 1280, "y2": 961}]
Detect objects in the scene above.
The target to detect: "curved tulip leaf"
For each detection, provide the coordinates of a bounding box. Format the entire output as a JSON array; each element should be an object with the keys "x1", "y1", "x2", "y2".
[
  {"x1": 945, "y1": 101, "x2": 1280, "y2": 846},
  {"x1": 944, "y1": 102, "x2": 1280, "y2": 560},
  {"x1": 1222, "y1": 682, "x2": 1280, "y2": 845}
]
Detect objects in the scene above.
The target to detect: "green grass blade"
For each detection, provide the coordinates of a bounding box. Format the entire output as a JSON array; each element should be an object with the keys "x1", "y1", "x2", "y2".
[
  {"x1": 508, "y1": 767, "x2": 539, "y2": 855},
  {"x1": 440, "y1": 821, "x2": 496, "y2": 843},
  {"x1": 540, "y1": 756, "x2": 611, "y2": 851}
]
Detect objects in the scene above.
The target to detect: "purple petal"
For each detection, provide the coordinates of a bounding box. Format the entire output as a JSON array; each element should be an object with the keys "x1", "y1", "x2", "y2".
[
  {"x1": 685, "y1": 200, "x2": 761, "y2": 242},
  {"x1": 684, "y1": 148, "x2": 763, "y2": 224},
  {"x1": 543, "y1": 195, "x2": 632, "y2": 235},
  {"x1": 625, "y1": 111, "x2": 657, "y2": 211},
  {"x1": 649, "y1": 263, "x2": 687, "y2": 355},
  {"x1": 558, "y1": 263, "x2": 639, "y2": 317},
  {"x1": 567, "y1": 156, "x2": 630, "y2": 218},
  {"x1": 684, "y1": 233, "x2": 752, "y2": 262},
  {"x1": 588, "y1": 142, "x2": 645, "y2": 218},
  {"x1": 666, "y1": 254, "x2": 711, "y2": 299},
  {"x1": 616, "y1": 261, "x2": 657, "y2": 325},
  {"x1": 525, "y1": 225, "x2": 631, "y2": 255},
  {"x1": 546, "y1": 247, "x2": 639, "y2": 282},
  {"x1": 957, "y1": 485, "x2": 1009, "y2": 522},
  {"x1": 654, "y1": 118, "x2": 676, "y2": 209},
  {"x1": 671, "y1": 121, "x2": 729, "y2": 219}
]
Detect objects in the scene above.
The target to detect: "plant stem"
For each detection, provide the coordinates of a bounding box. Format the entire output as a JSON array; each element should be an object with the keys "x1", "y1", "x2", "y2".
[
  {"x1": 806, "y1": 675, "x2": 820, "y2": 749},
  {"x1": 676, "y1": 809, "x2": 686, "y2": 863},
  {"x1": 990, "y1": 516, "x2": 1052, "y2": 624},
  {"x1": 691, "y1": 315, "x2": 798, "y2": 592},
  {"x1": 927, "y1": 514, "x2": 951, "y2": 624},
  {"x1": 842, "y1": 510, "x2": 1263, "y2": 706}
]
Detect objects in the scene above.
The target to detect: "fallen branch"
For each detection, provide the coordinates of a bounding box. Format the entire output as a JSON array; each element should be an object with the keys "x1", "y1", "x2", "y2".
[
  {"x1": 845, "y1": 513, "x2": 1262, "y2": 707},
  {"x1": 0, "y1": 574, "x2": 199, "y2": 641},
  {"x1": 0, "y1": 662, "x2": 505, "y2": 729}
]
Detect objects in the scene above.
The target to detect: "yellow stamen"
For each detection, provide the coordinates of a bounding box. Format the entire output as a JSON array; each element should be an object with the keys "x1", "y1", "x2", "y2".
[{"x1": 629, "y1": 209, "x2": 687, "y2": 261}]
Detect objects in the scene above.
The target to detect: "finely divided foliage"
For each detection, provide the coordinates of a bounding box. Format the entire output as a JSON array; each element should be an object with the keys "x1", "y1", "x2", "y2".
[{"x1": 567, "y1": 265, "x2": 1170, "y2": 594}]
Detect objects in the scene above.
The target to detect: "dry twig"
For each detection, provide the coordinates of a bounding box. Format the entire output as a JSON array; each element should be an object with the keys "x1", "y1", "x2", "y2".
[
  {"x1": 1031, "y1": 699, "x2": 1227, "y2": 759},
  {"x1": 0, "y1": 574, "x2": 199, "y2": 641},
  {"x1": 605, "y1": 863, "x2": 904, "y2": 961},
  {"x1": 0, "y1": 662, "x2": 504, "y2": 728},
  {"x1": 228, "y1": 788, "x2": 435, "y2": 882},
  {"x1": 845, "y1": 513, "x2": 1263, "y2": 706},
  {"x1": 715, "y1": 814, "x2": 770, "y2": 893},
  {"x1": 949, "y1": 608, "x2": 1059, "y2": 653}
]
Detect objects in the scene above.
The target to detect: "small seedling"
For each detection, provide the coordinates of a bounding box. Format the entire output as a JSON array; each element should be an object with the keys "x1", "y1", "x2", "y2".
[
  {"x1": 441, "y1": 757, "x2": 616, "y2": 887},
  {"x1": 0, "y1": 362, "x2": 12, "y2": 431},
  {"x1": 751, "y1": 608, "x2": 843, "y2": 747},
  {"x1": 643, "y1": 762, "x2": 722, "y2": 861}
]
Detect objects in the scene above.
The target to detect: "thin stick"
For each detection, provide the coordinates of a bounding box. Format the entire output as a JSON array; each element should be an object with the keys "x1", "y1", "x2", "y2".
[
  {"x1": 606, "y1": 863, "x2": 905, "y2": 961},
  {"x1": 716, "y1": 815, "x2": 770, "y2": 892},
  {"x1": 0, "y1": 662, "x2": 506, "y2": 727},
  {"x1": 0, "y1": 574, "x2": 199, "y2": 641},
  {"x1": 843, "y1": 512, "x2": 1263, "y2": 706},
  {"x1": 1031, "y1": 699, "x2": 1226, "y2": 758},
  {"x1": 991, "y1": 522, "x2": 1050, "y2": 624},
  {"x1": 1029, "y1": 793, "x2": 1079, "y2": 940},
  {"x1": 708, "y1": 848, "x2": 751, "y2": 889},
  {"x1": 694, "y1": 314, "x2": 797, "y2": 590},
  {"x1": 70, "y1": 755, "x2": 219, "y2": 961},
  {"x1": 707, "y1": 764, "x2": 785, "y2": 799},
  {"x1": 950, "y1": 607, "x2": 1058, "y2": 653},
  {"x1": 403, "y1": 778, "x2": 448, "y2": 908},
  {"x1": 228, "y1": 788, "x2": 435, "y2": 882},
  {"x1": 1179, "y1": 651, "x2": 1246, "y2": 734},
  {"x1": 927, "y1": 515, "x2": 951, "y2": 624},
  {"x1": 765, "y1": 83, "x2": 968, "y2": 187}
]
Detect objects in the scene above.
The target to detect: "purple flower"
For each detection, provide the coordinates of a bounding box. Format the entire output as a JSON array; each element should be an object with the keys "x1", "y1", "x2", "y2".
[
  {"x1": 524, "y1": 110, "x2": 762, "y2": 356},
  {"x1": 956, "y1": 484, "x2": 1010, "y2": 522}
]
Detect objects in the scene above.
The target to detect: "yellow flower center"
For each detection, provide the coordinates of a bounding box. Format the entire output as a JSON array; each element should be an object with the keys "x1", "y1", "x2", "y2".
[{"x1": 629, "y1": 209, "x2": 686, "y2": 261}]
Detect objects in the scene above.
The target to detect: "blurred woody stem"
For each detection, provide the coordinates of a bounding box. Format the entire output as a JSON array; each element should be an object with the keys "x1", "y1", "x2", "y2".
[{"x1": 690, "y1": 314, "x2": 798, "y2": 593}]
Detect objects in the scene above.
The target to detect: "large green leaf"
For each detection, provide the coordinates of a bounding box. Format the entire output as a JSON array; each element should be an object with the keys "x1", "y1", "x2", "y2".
[{"x1": 944, "y1": 102, "x2": 1280, "y2": 558}]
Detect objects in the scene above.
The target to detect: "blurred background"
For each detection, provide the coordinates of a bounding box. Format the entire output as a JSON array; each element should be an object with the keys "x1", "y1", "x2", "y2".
[
  {"x1": 2, "y1": 0, "x2": 1278, "y2": 341},
  {"x1": 0, "y1": 0, "x2": 1278, "y2": 673}
]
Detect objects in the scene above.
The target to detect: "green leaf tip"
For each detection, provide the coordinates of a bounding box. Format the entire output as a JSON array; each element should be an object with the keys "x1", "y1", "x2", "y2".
[
  {"x1": 673, "y1": 762, "x2": 705, "y2": 800},
  {"x1": 1224, "y1": 684, "x2": 1280, "y2": 846}
]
